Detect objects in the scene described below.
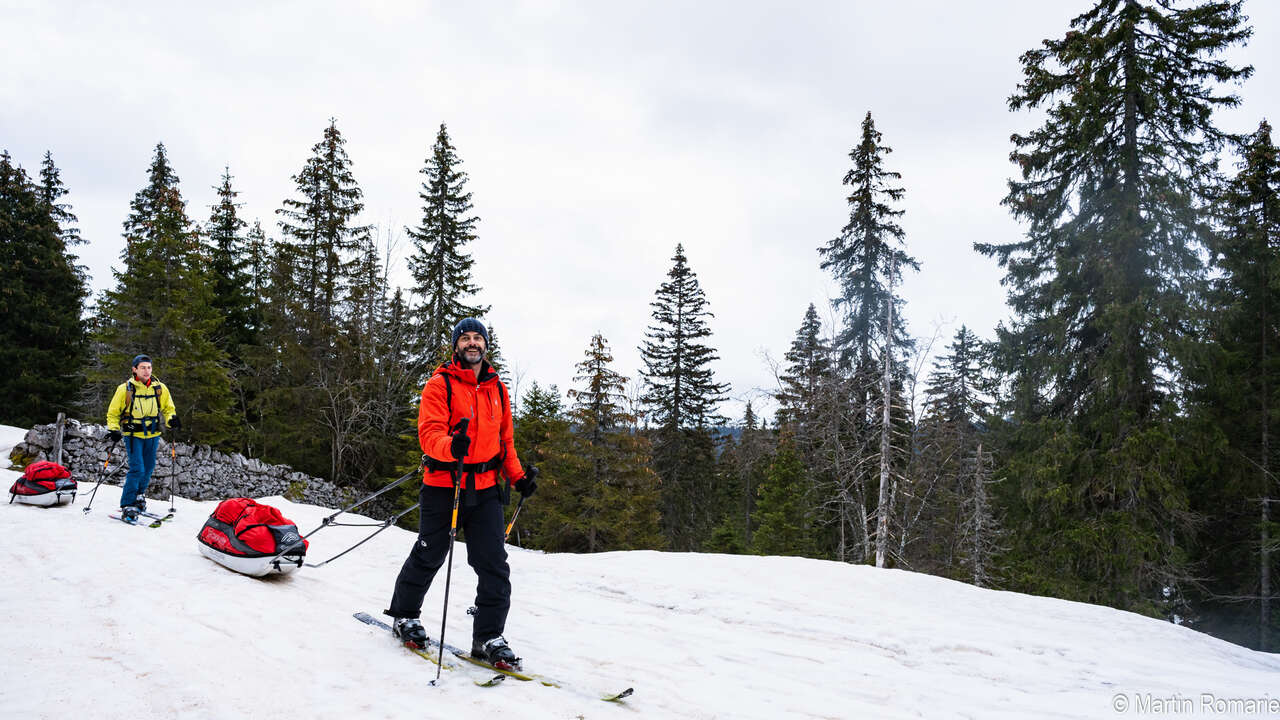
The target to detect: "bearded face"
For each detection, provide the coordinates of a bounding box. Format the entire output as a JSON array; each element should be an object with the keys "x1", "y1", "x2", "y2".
[{"x1": 456, "y1": 331, "x2": 486, "y2": 366}]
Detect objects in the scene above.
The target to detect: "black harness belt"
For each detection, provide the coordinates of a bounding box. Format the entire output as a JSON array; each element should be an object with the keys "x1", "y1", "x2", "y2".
[{"x1": 426, "y1": 454, "x2": 504, "y2": 506}]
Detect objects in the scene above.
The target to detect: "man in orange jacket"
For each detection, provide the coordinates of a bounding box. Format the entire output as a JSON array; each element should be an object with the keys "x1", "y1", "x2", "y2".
[{"x1": 385, "y1": 318, "x2": 537, "y2": 669}]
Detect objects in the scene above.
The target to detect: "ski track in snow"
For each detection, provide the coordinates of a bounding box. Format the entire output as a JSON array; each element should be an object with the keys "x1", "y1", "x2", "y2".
[{"x1": 2, "y1": 423, "x2": 1278, "y2": 719}]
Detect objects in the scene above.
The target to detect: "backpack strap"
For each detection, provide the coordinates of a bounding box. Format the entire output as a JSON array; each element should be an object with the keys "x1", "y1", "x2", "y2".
[{"x1": 122, "y1": 380, "x2": 136, "y2": 430}]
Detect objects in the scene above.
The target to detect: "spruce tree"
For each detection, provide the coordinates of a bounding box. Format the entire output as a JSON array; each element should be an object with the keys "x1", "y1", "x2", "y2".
[
  {"x1": 922, "y1": 326, "x2": 988, "y2": 426},
  {"x1": 247, "y1": 235, "x2": 322, "y2": 472},
  {"x1": 259, "y1": 120, "x2": 376, "y2": 483},
  {"x1": 91, "y1": 143, "x2": 234, "y2": 445},
  {"x1": 752, "y1": 433, "x2": 819, "y2": 557},
  {"x1": 0, "y1": 151, "x2": 88, "y2": 425},
  {"x1": 550, "y1": 334, "x2": 664, "y2": 552},
  {"x1": 775, "y1": 303, "x2": 831, "y2": 433},
  {"x1": 244, "y1": 221, "x2": 270, "y2": 321},
  {"x1": 1187, "y1": 119, "x2": 1280, "y2": 650},
  {"x1": 640, "y1": 244, "x2": 730, "y2": 550},
  {"x1": 708, "y1": 401, "x2": 773, "y2": 553},
  {"x1": 978, "y1": 0, "x2": 1252, "y2": 614},
  {"x1": 406, "y1": 123, "x2": 488, "y2": 369},
  {"x1": 206, "y1": 168, "x2": 256, "y2": 360},
  {"x1": 819, "y1": 111, "x2": 918, "y2": 375},
  {"x1": 511, "y1": 381, "x2": 575, "y2": 548},
  {"x1": 906, "y1": 326, "x2": 1000, "y2": 581},
  {"x1": 276, "y1": 119, "x2": 371, "y2": 349},
  {"x1": 37, "y1": 151, "x2": 83, "y2": 249},
  {"x1": 817, "y1": 112, "x2": 918, "y2": 565}
]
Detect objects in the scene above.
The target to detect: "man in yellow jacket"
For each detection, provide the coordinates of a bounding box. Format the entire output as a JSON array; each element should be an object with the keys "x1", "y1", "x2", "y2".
[{"x1": 106, "y1": 354, "x2": 178, "y2": 521}]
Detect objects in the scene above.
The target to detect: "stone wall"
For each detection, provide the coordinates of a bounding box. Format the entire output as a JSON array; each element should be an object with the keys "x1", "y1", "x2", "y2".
[{"x1": 9, "y1": 419, "x2": 352, "y2": 510}]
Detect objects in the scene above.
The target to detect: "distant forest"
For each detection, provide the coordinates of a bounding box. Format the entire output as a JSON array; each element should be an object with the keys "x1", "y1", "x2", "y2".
[{"x1": 2, "y1": 1, "x2": 1276, "y2": 652}]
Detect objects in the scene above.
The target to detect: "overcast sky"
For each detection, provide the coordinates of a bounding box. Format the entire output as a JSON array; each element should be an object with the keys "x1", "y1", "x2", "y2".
[{"x1": 4, "y1": 1, "x2": 1278, "y2": 422}]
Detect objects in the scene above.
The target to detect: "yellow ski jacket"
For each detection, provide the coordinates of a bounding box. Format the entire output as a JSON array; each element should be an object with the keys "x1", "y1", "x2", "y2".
[{"x1": 106, "y1": 377, "x2": 177, "y2": 439}]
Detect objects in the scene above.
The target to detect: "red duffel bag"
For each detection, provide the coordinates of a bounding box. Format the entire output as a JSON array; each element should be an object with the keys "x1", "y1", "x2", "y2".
[
  {"x1": 9, "y1": 461, "x2": 76, "y2": 506},
  {"x1": 196, "y1": 497, "x2": 308, "y2": 576}
]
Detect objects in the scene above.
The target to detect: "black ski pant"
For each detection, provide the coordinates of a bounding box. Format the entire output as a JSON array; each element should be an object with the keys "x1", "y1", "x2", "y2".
[{"x1": 386, "y1": 484, "x2": 511, "y2": 645}]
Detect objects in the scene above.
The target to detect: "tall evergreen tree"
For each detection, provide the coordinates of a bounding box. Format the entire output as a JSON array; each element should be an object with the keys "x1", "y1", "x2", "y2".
[
  {"x1": 548, "y1": 334, "x2": 664, "y2": 552},
  {"x1": 978, "y1": 0, "x2": 1252, "y2": 614},
  {"x1": 752, "y1": 433, "x2": 819, "y2": 557},
  {"x1": 511, "y1": 381, "x2": 575, "y2": 548},
  {"x1": 406, "y1": 123, "x2": 488, "y2": 369},
  {"x1": 0, "y1": 151, "x2": 88, "y2": 425},
  {"x1": 256, "y1": 120, "x2": 376, "y2": 483},
  {"x1": 276, "y1": 119, "x2": 371, "y2": 349},
  {"x1": 91, "y1": 143, "x2": 234, "y2": 445},
  {"x1": 817, "y1": 112, "x2": 918, "y2": 565},
  {"x1": 1187, "y1": 119, "x2": 1280, "y2": 650},
  {"x1": 37, "y1": 151, "x2": 83, "y2": 249},
  {"x1": 244, "y1": 220, "x2": 270, "y2": 322},
  {"x1": 206, "y1": 168, "x2": 256, "y2": 360},
  {"x1": 708, "y1": 401, "x2": 774, "y2": 554},
  {"x1": 905, "y1": 326, "x2": 1000, "y2": 582},
  {"x1": 922, "y1": 326, "x2": 989, "y2": 426},
  {"x1": 819, "y1": 111, "x2": 918, "y2": 375},
  {"x1": 229, "y1": 219, "x2": 272, "y2": 458},
  {"x1": 640, "y1": 244, "x2": 730, "y2": 550},
  {"x1": 775, "y1": 303, "x2": 831, "y2": 434}
]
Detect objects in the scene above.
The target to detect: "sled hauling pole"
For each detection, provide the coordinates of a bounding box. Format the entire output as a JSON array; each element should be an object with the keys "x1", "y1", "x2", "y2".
[
  {"x1": 271, "y1": 455, "x2": 430, "y2": 568},
  {"x1": 433, "y1": 418, "x2": 469, "y2": 686}
]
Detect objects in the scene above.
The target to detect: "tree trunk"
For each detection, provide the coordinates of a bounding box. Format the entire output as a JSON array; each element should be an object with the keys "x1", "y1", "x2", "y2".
[
  {"x1": 973, "y1": 442, "x2": 987, "y2": 587},
  {"x1": 1260, "y1": 221, "x2": 1271, "y2": 652},
  {"x1": 875, "y1": 259, "x2": 895, "y2": 568}
]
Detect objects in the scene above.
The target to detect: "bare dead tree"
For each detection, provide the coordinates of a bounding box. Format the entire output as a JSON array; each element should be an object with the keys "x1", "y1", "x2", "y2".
[{"x1": 959, "y1": 442, "x2": 1004, "y2": 587}]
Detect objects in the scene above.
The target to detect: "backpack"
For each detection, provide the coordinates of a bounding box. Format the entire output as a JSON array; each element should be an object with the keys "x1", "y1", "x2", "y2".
[{"x1": 9, "y1": 461, "x2": 77, "y2": 506}]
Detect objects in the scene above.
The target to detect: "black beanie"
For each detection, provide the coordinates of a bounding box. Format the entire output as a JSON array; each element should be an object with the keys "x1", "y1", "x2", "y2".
[
  {"x1": 452, "y1": 318, "x2": 489, "y2": 347},
  {"x1": 132, "y1": 354, "x2": 152, "y2": 368}
]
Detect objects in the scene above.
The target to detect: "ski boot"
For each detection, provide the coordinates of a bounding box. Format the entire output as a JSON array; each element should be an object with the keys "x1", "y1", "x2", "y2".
[
  {"x1": 471, "y1": 635, "x2": 521, "y2": 670},
  {"x1": 120, "y1": 506, "x2": 140, "y2": 524},
  {"x1": 392, "y1": 618, "x2": 429, "y2": 649}
]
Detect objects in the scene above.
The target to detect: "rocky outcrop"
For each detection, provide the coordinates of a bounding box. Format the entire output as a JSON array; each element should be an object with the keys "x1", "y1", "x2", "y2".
[{"x1": 9, "y1": 419, "x2": 352, "y2": 509}]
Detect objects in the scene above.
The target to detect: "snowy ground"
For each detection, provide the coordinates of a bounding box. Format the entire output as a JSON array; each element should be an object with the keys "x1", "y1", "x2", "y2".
[{"x1": 2, "y1": 424, "x2": 1278, "y2": 720}]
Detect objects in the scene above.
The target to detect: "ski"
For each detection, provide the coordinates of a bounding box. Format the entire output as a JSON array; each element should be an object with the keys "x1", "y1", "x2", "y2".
[
  {"x1": 352, "y1": 612, "x2": 456, "y2": 670},
  {"x1": 138, "y1": 510, "x2": 175, "y2": 524},
  {"x1": 353, "y1": 611, "x2": 633, "y2": 701},
  {"x1": 602, "y1": 688, "x2": 634, "y2": 702},
  {"x1": 449, "y1": 650, "x2": 553, "y2": 684},
  {"x1": 447, "y1": 649, "x2": 634, "y2": 702},
  {"x1": 108, "y1": 512, "x2": 165, "y2": 528}
]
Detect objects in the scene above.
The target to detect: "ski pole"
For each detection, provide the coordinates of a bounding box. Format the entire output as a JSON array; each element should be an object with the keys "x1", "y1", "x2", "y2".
[
  {"x1": 504, "y1": 494, "x2": 526, "y2": 542},
  {"x1": 432, "y1": 418, "x2": 469, "y2": 686},
  {"x1": 167, "y1": 440, "x2": 177, "y2": 514},
  {"x1": 83, "y1": 436, "x2": 122, "y2": 514}
]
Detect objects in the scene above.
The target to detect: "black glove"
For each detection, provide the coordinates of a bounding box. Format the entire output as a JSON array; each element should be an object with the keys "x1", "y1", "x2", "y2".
[
  {"x1": 514, "y1": 466, "x2": 538, "y2": 498},
  {"x1": 167, "y1": 416, "x2": 181, "y2": 430},
  {"x1": 450, "y1": 431, "x2": 471, "y2": 461},
  {"x1": 106, "y1": 429, "x2": 122, "y2": 443}
]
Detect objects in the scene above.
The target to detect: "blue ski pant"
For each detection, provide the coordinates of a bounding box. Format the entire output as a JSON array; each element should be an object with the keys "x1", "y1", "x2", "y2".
[{"x1": 121, "y1": 435, "x2": 159, "y2": 508}]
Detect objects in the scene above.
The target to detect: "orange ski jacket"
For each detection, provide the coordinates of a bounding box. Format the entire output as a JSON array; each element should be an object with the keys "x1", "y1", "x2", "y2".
[{"x1": 418, "y1": 360, "x2": 524, "y2": 490}]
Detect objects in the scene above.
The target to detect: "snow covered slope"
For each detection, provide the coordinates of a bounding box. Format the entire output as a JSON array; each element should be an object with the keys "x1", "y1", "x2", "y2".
[{"x1": 2, "y1": 425, "x2": 1277, "y2": 720}]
